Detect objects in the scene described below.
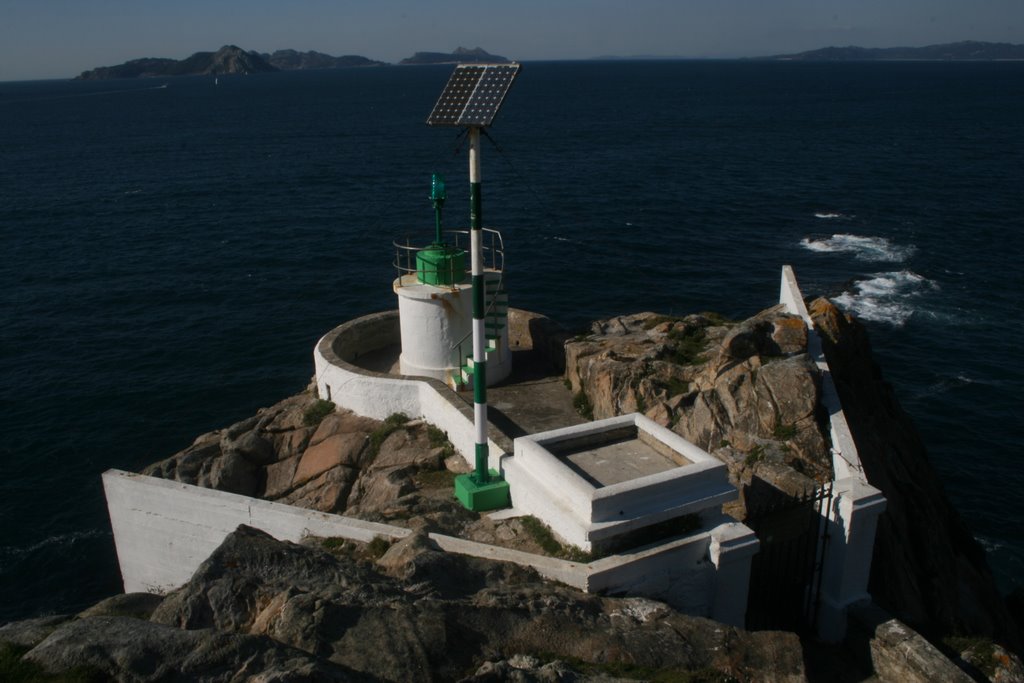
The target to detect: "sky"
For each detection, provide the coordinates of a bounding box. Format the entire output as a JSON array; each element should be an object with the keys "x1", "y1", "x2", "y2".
[{"x1": 2, "y1": 0, "x2": 1023, "y2": 81}]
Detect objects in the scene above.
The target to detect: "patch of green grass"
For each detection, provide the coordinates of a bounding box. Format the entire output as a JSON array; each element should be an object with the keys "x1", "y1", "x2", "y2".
[
  {"x1": 773, "y1": 423, "x2": 797, "y2": 440},
  {"x1": 426, "y1": 424, "x2": 456, "y2": 459},
  {"x1": 520, "y1": 516, "x2": 593, "y2": 561},
  {"x1": 573, "y1": 391, "x2": 594, "y2": 420},
  {"x1": 0, "y1": 643, "x2": 106, "y2": 683},
  {"x1": 665, "y1": 326, "x2": 709, "y2": 366},
  {"x1": 303, "y1": 399, "x2": 336, "y2": 427},
  {"x1": 658, "y1": 377, "x2": 690, "y2": 398},
  {"x1": 719, "y1": 439, "x2": 731, "y2": 448},
  {"x1": 366, "y1": 413, "x2": 410, "y2": 462},
  {"x1": 366, "y1": 536, "x2": 391, "y2": 559},
  {"x1": 320, "y1": 537, "x2": 352, "y2": 554},
  {"x1": 521, "y1": 515, "x2": 563, "y2": 555},
  {"x1": 698, "y1": 311, "x2": 734, "y2": 327},
  {"x1": 745, "y1": 444, "x2": 766, "y2": 467},
  {"x1": 414, "y1": 469, "x2": 457, "y2": 489}
]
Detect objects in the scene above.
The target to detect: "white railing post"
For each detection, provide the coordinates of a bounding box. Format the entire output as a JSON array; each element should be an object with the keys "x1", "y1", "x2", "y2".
[{"x1": 816, "y1": 477, "x2": 887, "y2": 641}]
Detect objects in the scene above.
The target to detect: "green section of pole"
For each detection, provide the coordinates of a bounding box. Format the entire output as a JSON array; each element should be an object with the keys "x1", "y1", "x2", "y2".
[
  {"x1": 474, "y1": 443, "x2": 488, "y2": 484},
  {"x1": 470, "y1": 182, "x2": 482, "y2": 230}
]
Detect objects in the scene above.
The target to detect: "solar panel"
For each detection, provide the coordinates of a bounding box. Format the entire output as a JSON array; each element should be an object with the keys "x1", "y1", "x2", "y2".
[{"x1": 427, "y1": 63, "x2": 520, "y2": 127}]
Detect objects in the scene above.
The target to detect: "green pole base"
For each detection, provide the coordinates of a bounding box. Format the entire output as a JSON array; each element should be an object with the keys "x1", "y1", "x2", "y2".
[{"x1": 454, "y1": 471, "x2": 510, "y2": 512}]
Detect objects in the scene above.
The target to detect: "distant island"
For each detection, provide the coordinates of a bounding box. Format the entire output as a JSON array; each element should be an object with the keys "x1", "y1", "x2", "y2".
[
  {"x1": 75, "y1": 45, "x2": 383, "y2": 80},
  {"x1": 399, "y1": 46, "x2": 510, "y2": 65},
  {"x1": 763, "y1": 40, "x2": 1024, "y2": 61},
  {"x1": 259, "y1": 50, "x2": 384, "y2": 70}
]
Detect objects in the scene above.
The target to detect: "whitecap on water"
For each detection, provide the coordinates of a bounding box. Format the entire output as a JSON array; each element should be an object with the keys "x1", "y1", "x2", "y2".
[
  {"x1": 813, "y1": 212, "x2": 852, "y2": 219},
  {"x1": 832, "y1": 270, "x2": 938, "y2": 326},
  {"x1": 800, "y1": 233, "x2": 916, "y2": 263},
  {"x1": 0, "y1": 529, "x2": 109, "y2": 567}
]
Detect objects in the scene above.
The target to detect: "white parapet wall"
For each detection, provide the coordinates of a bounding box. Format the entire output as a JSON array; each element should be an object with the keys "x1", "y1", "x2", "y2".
[
  {"x1": 313, "y1": 311, "x2": 506, "y2": 473},
  {"x1": 778, "y1": 265, "x2": 888, "y2": 641},
  {"x1": 102, "y1": 469, "x2": 410, "y2": 594},
  {"x1": 779, "y1": 265, "x2": 865, "y2": 482},
  {"x1": 103, "y1": 469, "x2": 757, "y2": 627}
]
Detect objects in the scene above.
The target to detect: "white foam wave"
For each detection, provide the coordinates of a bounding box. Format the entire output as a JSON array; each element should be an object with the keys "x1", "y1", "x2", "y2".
[
  {"x1": 814, "y1": 212, "x2": 851, "y2": 219},
  {"x1": 832, "y1": 270, "x2": 938, "y2": 326},
  {"x1": 976, "y1": 536, "x2": 1005, "y2": 553},
  {"x1": 800, "y1": 233, "x2": 916, "y2": 263},
  {"x1": 0, "y1": 529, "x2": 108, "y2": 565}
]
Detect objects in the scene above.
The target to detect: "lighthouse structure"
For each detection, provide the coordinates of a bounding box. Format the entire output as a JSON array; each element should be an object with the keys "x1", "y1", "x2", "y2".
[{"x1": 392, "y1": 63, "x2": 521, "y2": 511}]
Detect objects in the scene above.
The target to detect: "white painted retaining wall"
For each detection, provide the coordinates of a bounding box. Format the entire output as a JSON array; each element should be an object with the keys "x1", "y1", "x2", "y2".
[
  {"x1": 313, "y1": 311, "x2": 506, "y2": 472},
  {"x1": 103, "y1": 469, "x2": 756, "y2": 626},
  {"x1": 778, "y1": 265, "x2": 888, "y2": 641},
  {"x1": 103, "y1": 469, "x2": 410, "y2": 594}
]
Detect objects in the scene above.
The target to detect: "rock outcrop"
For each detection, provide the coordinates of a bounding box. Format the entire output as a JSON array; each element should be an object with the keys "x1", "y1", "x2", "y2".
[
  {"x1": 6, "y1": 526, "x2": 805, "y2": 682},
  {"x1": 565, "y1": 307, "x2": 832, "y2": 512}
]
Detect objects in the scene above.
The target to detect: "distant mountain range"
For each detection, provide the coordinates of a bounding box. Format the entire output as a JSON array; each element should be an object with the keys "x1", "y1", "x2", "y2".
[
  {"x1": 764, "y1": 40, "x2": 1024, "y2": 61},
  {"x1": 75, "y1": 45, "x2": 510, "y2": 80},
  {"x1": 76, "y1": 46, "x2": 276, "y2": 80},
  {"x1": 399, "y1": 47, "x2": 510, "y2": 65},
  {"x1": 260, "y1": 50, "x2": 385, "y2": 70}
]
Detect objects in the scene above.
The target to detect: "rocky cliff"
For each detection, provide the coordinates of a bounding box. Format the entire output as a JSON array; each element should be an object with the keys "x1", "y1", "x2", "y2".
[
  {"x1": 2, "y1": 526, "x2": 805, "y2": 682},
  {"x1": 2, "y1": 301, "x2": 1021, "y2": 680}
]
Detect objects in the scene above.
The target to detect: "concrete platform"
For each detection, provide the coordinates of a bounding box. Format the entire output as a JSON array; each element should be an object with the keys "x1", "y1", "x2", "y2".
[{"x1": 562, "y1": 437, "x2": 682, "y2": 487}]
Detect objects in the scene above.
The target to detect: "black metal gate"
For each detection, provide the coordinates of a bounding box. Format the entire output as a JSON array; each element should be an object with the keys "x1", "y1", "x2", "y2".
[{"x1": 745, "y1": 483, "x2": 832, "y2": 632}]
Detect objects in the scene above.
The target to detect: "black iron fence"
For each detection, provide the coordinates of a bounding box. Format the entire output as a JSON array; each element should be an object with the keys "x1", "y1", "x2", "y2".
[{"x1": 745, "y1": 482, "x2": 833, "y2": 633}]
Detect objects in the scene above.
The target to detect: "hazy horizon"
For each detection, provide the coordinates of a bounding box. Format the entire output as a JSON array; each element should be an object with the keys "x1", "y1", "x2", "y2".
[{"x1": 2, "y1": 0, "x2": 1023, "y2": 81}]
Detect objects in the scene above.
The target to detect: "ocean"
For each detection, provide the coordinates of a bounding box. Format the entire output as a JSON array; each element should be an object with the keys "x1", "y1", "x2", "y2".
[{"x1": 1, "y1": 61, "x2": 1021, "y2": 622}]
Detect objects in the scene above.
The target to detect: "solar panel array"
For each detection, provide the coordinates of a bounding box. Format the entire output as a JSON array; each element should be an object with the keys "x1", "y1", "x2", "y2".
[{"x1": 427, "y1": 64, "x2": 520, "y2": 127}]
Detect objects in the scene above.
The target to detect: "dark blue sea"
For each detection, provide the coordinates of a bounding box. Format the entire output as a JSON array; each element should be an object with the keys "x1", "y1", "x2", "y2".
[{"x1": 1, "y1": 61, "x2": 1022, "y2": 622}]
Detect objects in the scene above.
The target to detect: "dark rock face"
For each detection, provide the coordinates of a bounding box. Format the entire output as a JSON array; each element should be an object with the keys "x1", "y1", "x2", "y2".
[
  {"x1": 809, "y1": 297, "x2": 1023, "y2": 652},
  {"x1": 25, "y1": 616, "x2": 356, "y2": 682},
  {"x1": 0, "y1": 526, "x2": 808, "y2": 681},
  {"x1": 77, "y1": 45, "x2": 276, "y2": 80}
]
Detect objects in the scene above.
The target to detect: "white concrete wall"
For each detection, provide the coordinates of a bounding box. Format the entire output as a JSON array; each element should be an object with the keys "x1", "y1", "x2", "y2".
[
  {"x1": 313, "y1": 315, "x2": 505, "y2": 473},
  {"x1": 102, "y1": 469, "x2": 410, "y2": 594},
  {"x1": 396, "y1": 281, "x2": 473, "y2": 382},
  {"x1": 779, "y1": 265, "x2": 865, "y2": 482},
  {"x1": 778, "y1": 265, "x2": 888, "y2": 641},
  {"x1": 103, "y1": 469, "x2": 756, "y2": 626}
]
